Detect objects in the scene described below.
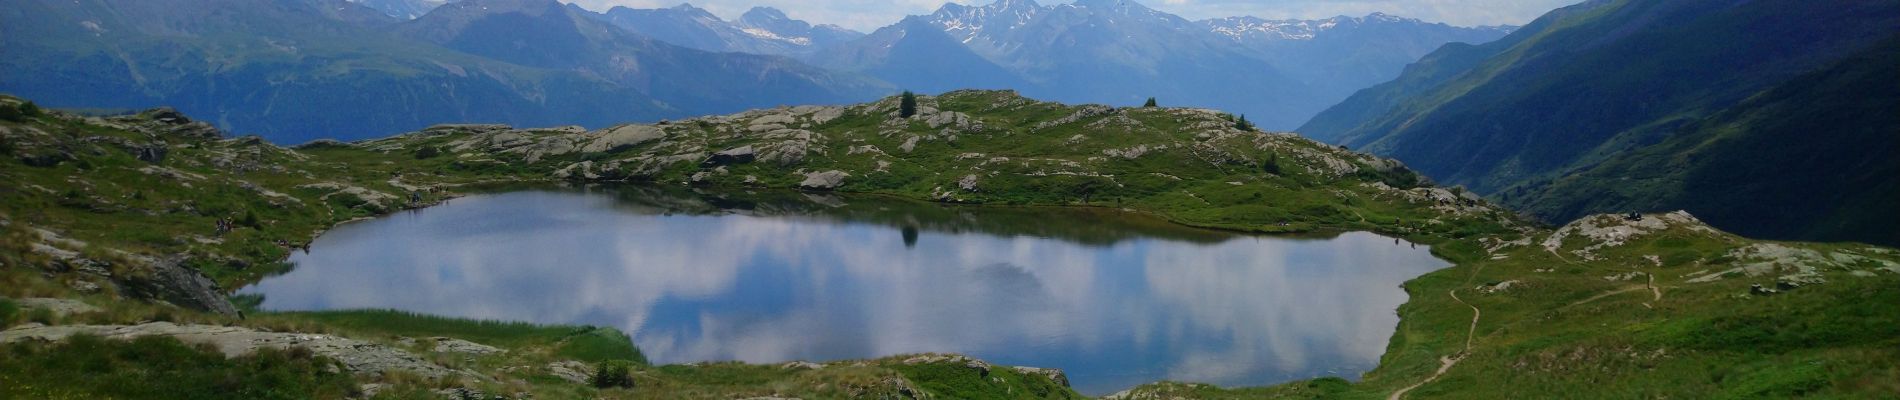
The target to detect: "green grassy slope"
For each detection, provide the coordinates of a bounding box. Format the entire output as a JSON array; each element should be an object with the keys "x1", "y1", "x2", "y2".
[{"x1": 1113, "y1": 212, "x2": 1900, "y2": 399}]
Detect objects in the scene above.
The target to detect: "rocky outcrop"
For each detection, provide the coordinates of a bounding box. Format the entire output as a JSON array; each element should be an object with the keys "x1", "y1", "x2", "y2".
[
  {"x1": 958, "y1": 174, "x2": 980, "y2": 192},
  {"x1": 583, "y1": 124, "x2": 665, "y2": 153},
  {"x1": 703, "y1": 145, "x2": 757, "y2": 167},
  {"x1": 1011, "y1": 366, "x2": 1070, "y2": 387},
  {"x1": 429, "y1": 337, "x2": 504, "y2": 355},
  {"x1": 118, "y1": 256, "x2": 242, "y2": 317},
  {"x1": 0, "y1": 322, "x2": 469, "y2": 379},
  {"x1": 1540, "y1": 211, "x2": 1716, "y2": 261},
  {"x1": 546, "y1": 360, "x2": 593, "y2": 384}
]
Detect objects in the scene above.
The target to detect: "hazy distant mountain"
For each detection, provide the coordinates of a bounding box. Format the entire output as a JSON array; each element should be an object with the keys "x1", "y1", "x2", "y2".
[
  {"x1": 408, "y1": 0, "x2": 886, "y2": 111},
  {"x1": 1298, "y1": 0, "x2": 1900, "y2": 245},
  {"x1": 594, "y1": 4, "x2": 861, "y2": 56},
  {"x1": 1202, "y1": 13, "x2": 1516, "y2": 107},
  {"x1": 0, "y1": 0, "x2": 888, "y2": 142},
  {"x1": 346, "y1": 0, "x2": 453, "y2": 20},
  {"x1": 736, "y1": 7, "x2": 863, "y2": 50},
  {"x1": 809, "y1": 17, "x2": 1027, "y2": 94},
  {"x1": 810, "y1": 0, "x2": 1511, "y2": 130}
]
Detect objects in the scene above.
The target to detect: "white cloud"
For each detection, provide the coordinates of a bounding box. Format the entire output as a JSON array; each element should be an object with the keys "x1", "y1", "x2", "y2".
[{"x1": 562, "y1": 0, "x2": 1577, "y2": 32}]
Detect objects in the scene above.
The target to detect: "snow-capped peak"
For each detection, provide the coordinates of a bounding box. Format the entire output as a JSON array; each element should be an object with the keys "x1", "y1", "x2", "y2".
[{"x1": 927, "y1": 0, "x2": 1045, "y2": 42}]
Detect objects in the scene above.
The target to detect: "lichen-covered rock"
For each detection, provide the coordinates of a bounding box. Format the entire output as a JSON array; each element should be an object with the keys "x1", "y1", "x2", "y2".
[
  {"x1": 959, "y1": 174, "x2": 980, "y2": 192},
  {"x1": 1011, "y1": 366, "x2": 1070, "y2": 387},
  {"x1": 430, "y1": 337, "x2": 504, "y2": 355},
  {"x1": 583, "y1": 124, "x2": 664, "y2": 153},
  {"x1": 118, "y1": 256, "x2": 241, "y2": 316},
  {"x1": 1541, "y1": 211, "x2": 1714, "y2": 261},
  {"x1": 546, "y1": 360, "x2": 593, "y2": 384},
  {"x1": 703, "y1": 145, "x2": 757, "y2": 167},
  {"x1": 798, "y1": 170, "x2": 848, "y2": 190}
]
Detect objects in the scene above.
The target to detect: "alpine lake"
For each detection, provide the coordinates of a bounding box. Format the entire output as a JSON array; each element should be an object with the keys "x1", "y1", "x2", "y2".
[{"x1": 240, "y1": 185, "x2": 1449, "y2": 395}]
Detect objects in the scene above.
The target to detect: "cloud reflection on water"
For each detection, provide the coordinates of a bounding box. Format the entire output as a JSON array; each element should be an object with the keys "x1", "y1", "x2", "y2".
[{"x1": 244, "y1": 189, "x2": 1447, "y2": 394}]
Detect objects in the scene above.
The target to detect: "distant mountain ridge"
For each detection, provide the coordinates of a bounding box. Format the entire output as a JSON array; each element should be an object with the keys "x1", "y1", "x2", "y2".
[
  {"x1": 0, "y1": 0, "x2": 887, "y2": 142},
  {"x1": 809, "y1": 0, "x2": 1513, "y2": 130},
  {"x1": 1297, "y1": 0, "x2": 1900, "y2": 245},
  {"x1": 346, "y1": 0, "x2": 453, "y2": 20},
  {"x1": 593, "y1": 4, "x2": 862, "y2": 56},
  {"x1": 0, "y1": 0, "x2": 1512, "y2": 143}
]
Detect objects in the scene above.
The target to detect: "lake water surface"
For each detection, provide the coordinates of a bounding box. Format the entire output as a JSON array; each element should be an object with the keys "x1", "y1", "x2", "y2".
[{"x1": 242, "y1": 187, "x2": 1449, "y2": 394}]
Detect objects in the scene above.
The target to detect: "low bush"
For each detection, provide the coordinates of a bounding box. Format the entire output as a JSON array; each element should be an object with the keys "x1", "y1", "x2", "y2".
[{"x1": 592, "y1": 360, "x2": 637, "y2": 389}]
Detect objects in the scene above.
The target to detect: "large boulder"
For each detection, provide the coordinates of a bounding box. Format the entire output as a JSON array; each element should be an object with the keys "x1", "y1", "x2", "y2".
[
  {"x1": 702, "y1": 145, "x2": 757, "y2": 167},
  {"x1": 117, "y1": 256, "x2": 240, "y2": 317},
  {"x1": 582, "y1": 124, "x2": 664, "y2": 153},
  {"x1": 798, "y1": 170, "x2": 848, "y2": 191},
  {"x1": 1011, "y1": 366, "x2": 1071, "y2": 387}
]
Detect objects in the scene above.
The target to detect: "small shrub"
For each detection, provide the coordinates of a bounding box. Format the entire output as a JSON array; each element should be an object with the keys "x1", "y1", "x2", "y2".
[
  {"x1": 239, "y1": 210, "x2": 262, "y2": 229},
  {"x1": 27, "y1": 307, "x2": 56, "y2": 325},
  {"x1": 20, "y1": 101, "x2": 42, "y2": 117},
  {"x1": 0, "y1": 103, "x2": 23, "y2": 122},
  {"x1": 151, "y1": 309, "x2": 175, "y2": 323},
  {"x1": 414, "y1": 146, "x2": 442, "y2": 159},
  {"x1": 591, "y1": 360, "x2": 636, "y2": 389},
  {"x1": 0, "y1": 299, "x2": 18, "y2": 327}
]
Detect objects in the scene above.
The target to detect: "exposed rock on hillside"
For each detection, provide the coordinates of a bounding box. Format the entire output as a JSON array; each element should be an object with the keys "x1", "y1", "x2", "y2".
[
  {"x1": 1541, "y1": 211, "x2": 1717, "y2": 261},
  {"x1": 0, "y1": 322, "x2": 470, "y2": 379},
  {"x1": 799, "y1": 170, "x2": 849, "y2": 190}
]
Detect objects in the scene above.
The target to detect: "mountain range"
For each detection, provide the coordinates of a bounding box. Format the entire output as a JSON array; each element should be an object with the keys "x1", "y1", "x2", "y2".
[
  {"x1": 0, "y1": 0, "x2": 883, "y2": 142},
  {"x1": 0, "y1": 0, "x2": 1511, "y2": 143},
  {"x1": 807, "y1": 0, "x2": 1512, "y2": 130},
  {"x1": 1298, "y1": 0, "x2": 1900, "y2": 246},
  {"x1": 594, "y1": 4, "x2": 863, "y2": 56}
]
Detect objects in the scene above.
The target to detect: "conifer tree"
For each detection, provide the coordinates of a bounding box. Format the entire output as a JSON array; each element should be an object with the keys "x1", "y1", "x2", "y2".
[
  {"x1": 899, "y1": 91, "x2": 918, "y2": 118},
  {"x1": 1143, "y1": 97, "x2": 1157, "y2": 108}
]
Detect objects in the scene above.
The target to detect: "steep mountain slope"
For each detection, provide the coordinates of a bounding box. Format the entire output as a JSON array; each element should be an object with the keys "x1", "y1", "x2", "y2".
[
  {"x1": 593, "y1": 4, "x2": 860, "y2": 56},
  {"x1": 812, "y1": 0, "x2": 1509, "y2": 130},
  {"x1": 0, "y1": 0, "x2": 887, "y2": 143},
  {"x1": 1509, "y1": 36, "x2": 1900, "y2": 245},
  {"x1": 1297, "y1": 0, "x2": 1900, "y2": 245}
]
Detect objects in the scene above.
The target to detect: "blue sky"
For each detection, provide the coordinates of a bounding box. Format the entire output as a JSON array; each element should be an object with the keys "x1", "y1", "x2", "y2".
[{"x1": 565, "y1": 0, "x2": 1581, "y2": 31}]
